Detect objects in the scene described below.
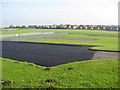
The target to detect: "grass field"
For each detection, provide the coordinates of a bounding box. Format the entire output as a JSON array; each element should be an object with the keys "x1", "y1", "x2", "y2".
[
  {"x1": 1, "y1": 58, "x2": 118, "y2": 88},
  {"x1": 1, "y1": 29, "x2": 119, "y2": 88}
]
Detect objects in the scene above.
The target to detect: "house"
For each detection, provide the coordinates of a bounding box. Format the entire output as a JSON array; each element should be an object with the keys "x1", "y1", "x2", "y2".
[
  {"x1": 28, "y1": 25, "x2": 38, "y2": 28},
  {"x1": 71, "y1": 25, "x2": 78, "y2": 29}
]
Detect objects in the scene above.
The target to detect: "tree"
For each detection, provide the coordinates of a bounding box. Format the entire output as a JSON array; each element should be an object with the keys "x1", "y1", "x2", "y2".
[{"x1": 9, "y1": 25, "x2": 13, "y2": 28}]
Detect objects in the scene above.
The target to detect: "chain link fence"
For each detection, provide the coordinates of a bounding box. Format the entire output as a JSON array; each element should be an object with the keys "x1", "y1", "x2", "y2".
[{"x1": 1, "y1": 32, "x2": 68, "y2": 41}]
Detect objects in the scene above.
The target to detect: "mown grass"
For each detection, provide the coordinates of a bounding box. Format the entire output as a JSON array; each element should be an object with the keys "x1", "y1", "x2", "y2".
[
  {"x1": 25, "y1": 34, "x2": 118, "y2": 51},
  {"x1": 1, "y1": 58, "x2": 118, "y2": 88},
  {"x1": 61, "y1": 34, "x2": 119, "y2": 51}
]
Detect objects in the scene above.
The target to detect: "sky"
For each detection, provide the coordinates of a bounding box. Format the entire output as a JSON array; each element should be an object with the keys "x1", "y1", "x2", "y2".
[{"x1": 0, "y1": 0, "x2": 119, "y2": 27}]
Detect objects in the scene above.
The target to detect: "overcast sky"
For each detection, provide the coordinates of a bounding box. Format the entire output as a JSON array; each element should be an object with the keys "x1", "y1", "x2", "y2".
[{"x1": 0, "y1": 0, "x2": 119, "y2": 27}]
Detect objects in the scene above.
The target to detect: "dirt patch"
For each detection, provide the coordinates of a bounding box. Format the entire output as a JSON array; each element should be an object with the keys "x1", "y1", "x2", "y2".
[
  {"x1": 45, "y1": 36, "x2": 99, "y2": 41},
  {"x1": 1, "y1": 81, "x2": 14, "y2": 85},
  {"x1": 92, "y1": 51, "x2": 119, "y2": 60},
  {"x1": 44, "y1": 80, "x2": 57, "y2": 83},
  {"x1": 44, "y1": 67, "x2": 51, "y2": 70},
  {"x1": 68, "y1": 67, "x2": 74, "y2": 70},
  {"x1": 47, "y1": 86, "x2": 56, "y2": 90}
]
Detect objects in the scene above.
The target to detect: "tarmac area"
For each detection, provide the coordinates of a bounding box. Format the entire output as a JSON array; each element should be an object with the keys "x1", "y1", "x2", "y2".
[{"x1": 2, "y1": 41, "x2": 96, "y2": 67}]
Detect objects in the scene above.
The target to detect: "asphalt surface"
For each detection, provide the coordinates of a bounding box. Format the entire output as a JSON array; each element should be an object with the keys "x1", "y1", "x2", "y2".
[{"x1": 2, "y1": 41, "x2": 96, "y2": 67}]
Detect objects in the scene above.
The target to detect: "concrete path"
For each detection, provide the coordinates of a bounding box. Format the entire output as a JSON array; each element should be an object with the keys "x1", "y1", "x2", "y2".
[{"x1": 92, "y1": 51, "x2": 119, "y2": 60}]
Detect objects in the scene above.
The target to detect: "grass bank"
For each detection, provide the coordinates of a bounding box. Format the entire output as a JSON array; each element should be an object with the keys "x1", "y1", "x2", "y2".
[{"x1": 2, "y1": 58, "x2": 118, "y2": 88}]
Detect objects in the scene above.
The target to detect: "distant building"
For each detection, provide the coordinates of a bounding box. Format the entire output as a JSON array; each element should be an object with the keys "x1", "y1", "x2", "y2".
[
  {"x1": 28, "y1": 25, "x2": 38, "y2": 28},
  {"x1": 7, "y1": 24, "x2": 119, "y2": 31}
]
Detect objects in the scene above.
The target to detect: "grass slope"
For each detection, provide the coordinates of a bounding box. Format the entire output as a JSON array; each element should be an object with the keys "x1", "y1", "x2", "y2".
[{"x1": 2, "y1": 58, "x2": 118, "y2": 88}]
